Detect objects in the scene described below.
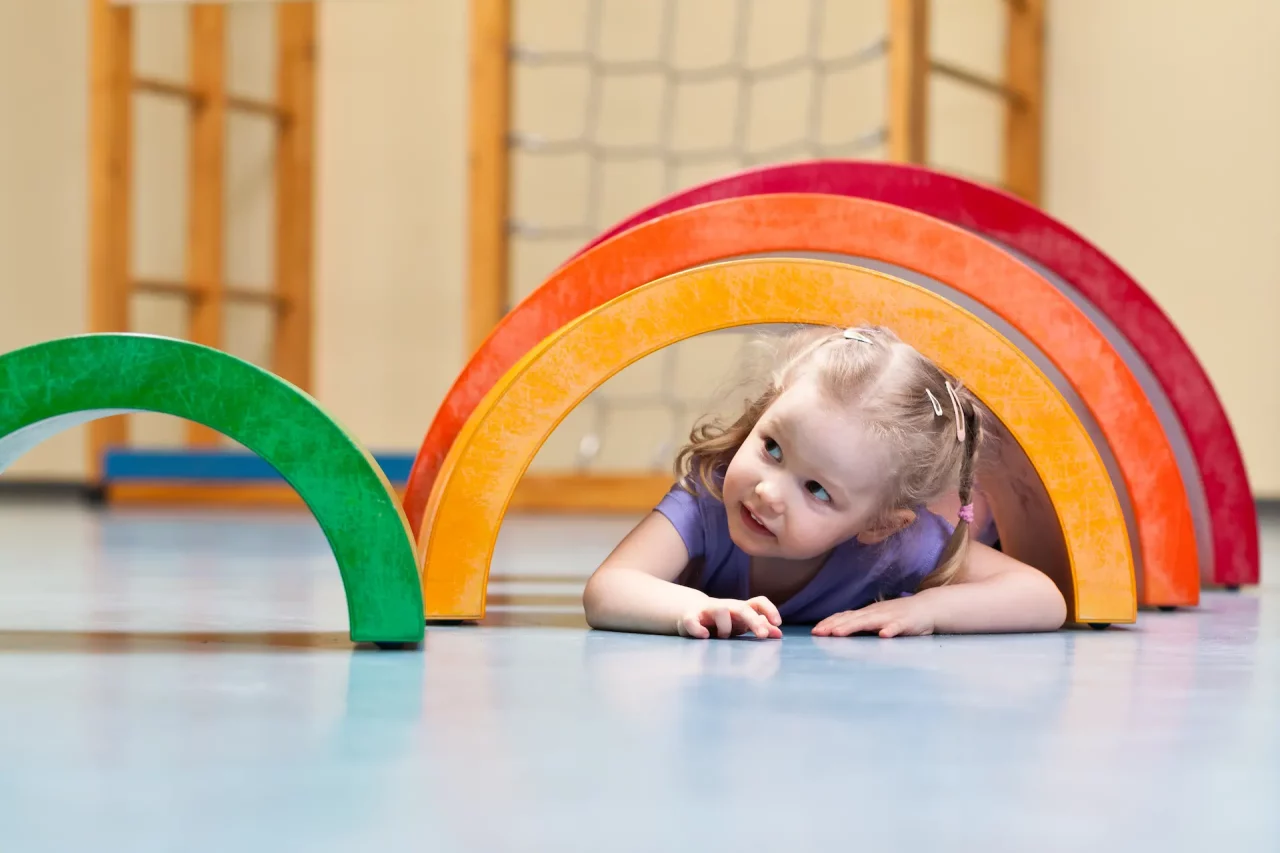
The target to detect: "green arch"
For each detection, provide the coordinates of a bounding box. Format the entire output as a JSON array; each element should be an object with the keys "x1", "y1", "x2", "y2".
[{"x1": 0, "y1": 333, "x2": 423, "y2": 646}]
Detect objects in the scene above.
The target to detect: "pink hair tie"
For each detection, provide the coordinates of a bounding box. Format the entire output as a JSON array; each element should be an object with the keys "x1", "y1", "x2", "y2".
[{"x1": 957, "y1": 504, "x2": 975, "y2": 525}]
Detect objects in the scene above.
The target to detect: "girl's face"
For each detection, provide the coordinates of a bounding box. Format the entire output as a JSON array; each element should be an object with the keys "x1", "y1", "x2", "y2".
[{"x1": 721, "y1": 374, "x2": 906, "y2": 560}]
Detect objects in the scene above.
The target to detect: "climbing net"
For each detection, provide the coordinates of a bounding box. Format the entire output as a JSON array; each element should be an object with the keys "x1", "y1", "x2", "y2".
[{"x1": 511, "y1": 0, "x2": 891, "y2": 472}]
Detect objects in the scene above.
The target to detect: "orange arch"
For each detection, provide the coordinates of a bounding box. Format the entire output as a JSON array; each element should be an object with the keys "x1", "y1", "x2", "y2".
[
  {"x1": 406, "y1": 193, "x2": 1196, "y2": 607},
  {"x1": 418, "y1": 260, "x2": 1137, "y2": 626}
]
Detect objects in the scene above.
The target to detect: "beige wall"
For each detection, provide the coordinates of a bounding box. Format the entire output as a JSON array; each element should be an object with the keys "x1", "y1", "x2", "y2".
[
  {"x1": 0, "y1": 0, "x2": 89, "y2": 477},
  {"x1": 1043, "y1": 0, "x2": 1280, "y2": 496},
  {"x1": 0, "y1": 0, "x2": 1276, "y2": 497},
  {"x1": 313, "y1": 0, "x2": 467, "y2": 455}
]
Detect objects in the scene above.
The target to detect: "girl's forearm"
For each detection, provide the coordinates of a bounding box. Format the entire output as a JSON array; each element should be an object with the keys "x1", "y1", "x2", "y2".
[
  {"x1": 916, "y1": 571, "x2": 1067, "y2": 634},
  {"x1": 582, "y1": 568, "x2": 710, "y2": 635}
]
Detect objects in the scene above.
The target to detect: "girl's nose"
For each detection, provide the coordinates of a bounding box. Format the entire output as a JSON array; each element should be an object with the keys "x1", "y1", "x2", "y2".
[{"x1": 754, "y1": 480, "x2": 785, "y2": 514}]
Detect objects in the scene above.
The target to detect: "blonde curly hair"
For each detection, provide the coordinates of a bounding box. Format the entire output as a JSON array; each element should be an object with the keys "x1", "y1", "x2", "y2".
[{"x1": 674, "y1": 324, "x2": 987, "y2": 591}]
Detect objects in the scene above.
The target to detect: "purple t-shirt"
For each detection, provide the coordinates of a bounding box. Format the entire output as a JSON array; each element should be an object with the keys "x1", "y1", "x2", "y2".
[{"x1": 654, "y1": 484, "x2": 957, "y2": 624}]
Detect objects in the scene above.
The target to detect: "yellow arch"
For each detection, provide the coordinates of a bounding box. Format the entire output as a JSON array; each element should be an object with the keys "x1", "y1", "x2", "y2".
[{"x1": 418, "y1": 260, "x2": 1137, "y2": 626}]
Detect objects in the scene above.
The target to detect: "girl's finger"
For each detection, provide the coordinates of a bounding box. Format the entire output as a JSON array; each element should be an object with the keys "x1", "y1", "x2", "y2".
[
  {"x1": 878, "y1": 621, "x2": 903, "y2": 638},
  {"x1": 813, "y1": 612, "x2": 845, "y2": 634},
  {"x1": 712, "y1": 607, "x2": 734, "y2": 639},
  {"x1": 681, "y1": 615, "x2": 710, "y2": 639},
  {"x1": 825, "y1": 619, "x2": 855, "y2": 637},
  {"x1": 749, "y1": 608, "x2": 772, "y2": 639},
  {"x1": 816, "y1": 606, "x2": 875, "y2": 635},
  {"x1": 733, "y1": 603, "x2": 769, "y2": 639},
  {"x1": 748, "y1": 597, "x2": 783, "y2": 626},
  {"x1": 833, "y1": 614, "x2": 879, "y2": 637}
]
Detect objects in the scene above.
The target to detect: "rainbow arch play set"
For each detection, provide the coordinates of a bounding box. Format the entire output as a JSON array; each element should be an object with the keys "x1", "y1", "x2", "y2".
[{"x1": 0, "y1": 162, "x2": 1256, "y2": 648}]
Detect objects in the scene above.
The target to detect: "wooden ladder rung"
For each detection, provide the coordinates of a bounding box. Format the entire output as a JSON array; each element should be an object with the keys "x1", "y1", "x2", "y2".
[
  {"x1": 133, "y1": 277, "x2": 196, "y2": 298},
  {"x1": 132, "y1": 75, "x2": 198, "y2": 101},
  {"x1": 132, "y1": 278, "x2": 290, "y2": 309},
  {"x1": 929, "y1": 59, "x2": 1027, "y2": 106},
  {"x1": 133, "y1": 76, "x2": 290, "y2": 124},
  {"x1": 227, "y1": 93, "x2": 292, "y2": 124},
  {"x1": 224, "y1": 285, "x2": 290, "y2": 308}
]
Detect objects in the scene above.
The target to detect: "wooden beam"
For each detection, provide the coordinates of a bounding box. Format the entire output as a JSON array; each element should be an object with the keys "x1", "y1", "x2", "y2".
[
  {"x1": 485, "y1": 592, "x2": 582, "y2": 608},
  {"x1": 272, "y1": 2, "x2": 316, "y2": 391},
  {"x1": 487, "y1": 573, "x2": 588, "y2": 585},
  {"x1": 186, "y1": 5, "x2": 227, "y2": 446},
  {"x1": 107, "y1": 483, "x2": 318, "y2": 509},
  {"x1": 887, "y1": 0, "x2": 929, "y2": 163},
  {"x1": 107, "y1": 473, "x2": 671, "y2": 514},
  {"x1": 506, "y1": 473, "x2": 672, "y2": 513},
  {"x1": 1003, "y1": 0, "x2": 1044, "y2": 204},
  {"x1": 466, "y1": 0, "x2": 512, "y2": 355},
  {"x1": 87, "y1": 0, "x2": 133, "y2": 481}
]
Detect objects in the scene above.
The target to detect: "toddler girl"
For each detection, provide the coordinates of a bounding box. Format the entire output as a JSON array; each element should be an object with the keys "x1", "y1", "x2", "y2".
[{"x1": 582, "y1": 325, "x2": 1067, "y2": 639}]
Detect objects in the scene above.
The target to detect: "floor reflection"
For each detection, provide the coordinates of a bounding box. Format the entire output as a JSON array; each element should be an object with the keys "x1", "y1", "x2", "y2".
[{"x1": 0, "y1": 504, "x2": 1276, "y2": 850}]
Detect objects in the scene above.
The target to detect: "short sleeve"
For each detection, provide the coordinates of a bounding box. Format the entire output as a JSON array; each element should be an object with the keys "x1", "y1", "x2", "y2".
[
  {"x1": 882, "y1": 509, "x2": 952, "y2": 597},
  {"x1": 975, "y1": 515, "x2": 1000, "y2": 547},
  {"x1": 654, "y1": 485, "x2": 706, "y2": 558}
]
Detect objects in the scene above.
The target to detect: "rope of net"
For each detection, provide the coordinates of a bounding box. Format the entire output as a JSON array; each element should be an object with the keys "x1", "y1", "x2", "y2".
[{"x1": 508, "y1": 0, "x2": 888, "y2": 470}]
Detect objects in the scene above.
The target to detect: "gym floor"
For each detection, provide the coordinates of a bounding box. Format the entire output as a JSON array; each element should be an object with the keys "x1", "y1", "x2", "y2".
[{"x1": 0, "y1": 500, "x2": 1277, "y2": 852}]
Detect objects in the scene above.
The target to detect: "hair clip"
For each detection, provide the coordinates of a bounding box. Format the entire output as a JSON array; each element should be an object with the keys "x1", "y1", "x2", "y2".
[
  {"x1": 842, "y1": 328, "x2": 872, "y2": 344},
  {"x1": 945, "y1": 381, "x2": 965, "y2": 443},
  {"x1": 925, "y1": 388, "x2": 944, "y2": 416}
]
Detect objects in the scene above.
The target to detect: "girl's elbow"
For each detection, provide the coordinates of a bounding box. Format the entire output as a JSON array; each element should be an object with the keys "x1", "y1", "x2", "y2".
[
  {"x1": 1036, "y1": 575, "x2": 1069, "y2": 630},
  {"x1": 581, "y1": 570, "x2": 615, "y2": 629},
  {"x1": 581, "y1": 575, "x2": 603, "y2": 627},
  {"x1": 1044, "y1": 600, "x2": 1068, "y2": 631},
  {"x1": 582, "y1": 598, "x2": 609, "y2": 631}
]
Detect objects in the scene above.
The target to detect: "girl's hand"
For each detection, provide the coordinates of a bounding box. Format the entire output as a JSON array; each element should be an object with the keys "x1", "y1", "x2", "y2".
[
  {"x1": 811, "y1": 596, "x2": 935, "y2": 638},
  {"x1": 677, "y1": 596, "x2": 783, "y2": 640}
]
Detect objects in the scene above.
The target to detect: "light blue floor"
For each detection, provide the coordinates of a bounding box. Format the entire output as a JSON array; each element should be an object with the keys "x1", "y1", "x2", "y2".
[{"x1": 1, "y1": 500, "x2": 1279, "y2": 852}]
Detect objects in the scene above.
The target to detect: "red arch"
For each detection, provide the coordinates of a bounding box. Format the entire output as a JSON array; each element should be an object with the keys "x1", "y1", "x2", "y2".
[{"x1": 573, "y1": 160, "x2": 1256, "y2": 589}]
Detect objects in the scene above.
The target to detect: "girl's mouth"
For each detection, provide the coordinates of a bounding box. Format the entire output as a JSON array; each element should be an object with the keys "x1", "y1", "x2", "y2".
[{"x1": 740, "y1": 504, "x2": 775, "y2": 538}]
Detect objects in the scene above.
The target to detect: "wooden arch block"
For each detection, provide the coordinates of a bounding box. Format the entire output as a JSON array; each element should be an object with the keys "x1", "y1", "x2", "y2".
[
  {"x1": 0, "y1": 334, "x2": 423, "y2": 647},
  {"x1": 418, "y1": 260, "x2": 1137, "y2": 627},
  {"x1": 575, "y1": 159, "x2": 1255, "y2": 590},
  {"x1": 405, "y1": 193, "x2": 1195, "y2": 608}
]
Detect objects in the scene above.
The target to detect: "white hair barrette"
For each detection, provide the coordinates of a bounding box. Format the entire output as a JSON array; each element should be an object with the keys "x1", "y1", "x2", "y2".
[
  {"x1": 945, "y1": 381, "x2": 966, "y2": 442},
  {"x1": 842, "y1": 328, "x2": 872, "y2": 343}
]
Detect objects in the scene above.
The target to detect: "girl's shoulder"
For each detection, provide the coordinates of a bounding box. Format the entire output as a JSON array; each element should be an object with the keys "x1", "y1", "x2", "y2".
[
  {"x1": 899, "y1": 506, "x2": 955, "y2": 556},
  {"x1": 653, "y1": 480, "x2": 730, "y2": 560},
  {"x1": 870, "y1": 507, "x2": 954, "y2": 587}
]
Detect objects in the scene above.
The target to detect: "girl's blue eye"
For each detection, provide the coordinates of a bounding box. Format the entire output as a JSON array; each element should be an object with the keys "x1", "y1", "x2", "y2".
[
  {"x1": 807, "y1": 481, "x2": 831, "y2": 502},
  {"x1": 763, "y1": 437, "x2": 782, "y2": 461}
]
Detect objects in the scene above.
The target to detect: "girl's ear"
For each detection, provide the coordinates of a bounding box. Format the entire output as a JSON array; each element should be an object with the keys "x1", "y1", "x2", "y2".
[{"x1": 856, "y1": 508, "x2": 916, "y2": 544}]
